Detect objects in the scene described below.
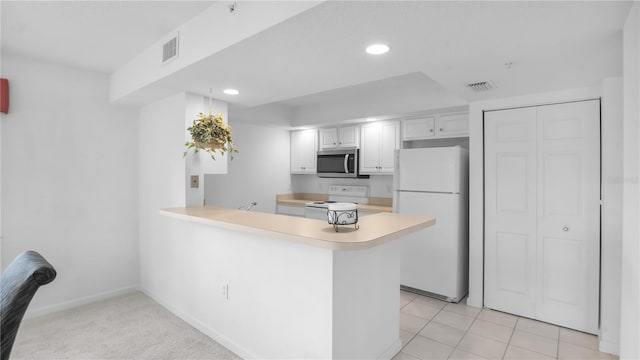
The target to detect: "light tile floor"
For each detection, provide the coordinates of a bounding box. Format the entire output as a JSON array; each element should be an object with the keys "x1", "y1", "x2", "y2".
[{"x1": 395, "y1": 290, "x2": 618, "y2": 360}]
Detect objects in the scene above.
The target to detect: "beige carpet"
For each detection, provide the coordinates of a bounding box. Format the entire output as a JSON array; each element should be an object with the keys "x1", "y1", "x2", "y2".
[{"x1": 10, "y1": 292, "x2": 242, "y2": 360}]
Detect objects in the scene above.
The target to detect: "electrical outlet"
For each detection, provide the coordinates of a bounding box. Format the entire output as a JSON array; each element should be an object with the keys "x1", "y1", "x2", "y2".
[
  {"x1": 190, "y1": 175, "x2": 199, "y2": 188},
  {"x1": 221, "y1": 283, "x2": 229, "y2": 300}
]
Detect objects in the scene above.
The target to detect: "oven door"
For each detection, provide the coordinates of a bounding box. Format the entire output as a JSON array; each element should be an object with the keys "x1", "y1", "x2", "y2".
[{"x1": 317, "y1": 150, "x2": 357, "y2": 178}]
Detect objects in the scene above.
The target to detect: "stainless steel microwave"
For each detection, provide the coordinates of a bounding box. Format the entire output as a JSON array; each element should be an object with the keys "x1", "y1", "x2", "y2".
[{"x1": 317, "y1": 149, "x2": 364, "y2": 178}]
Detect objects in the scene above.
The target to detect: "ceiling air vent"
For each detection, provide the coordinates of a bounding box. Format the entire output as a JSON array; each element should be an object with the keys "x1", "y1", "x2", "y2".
[
  {"x1": 466, "y1": 81, "x2": 496, "y2": 92},
  {"x1": 162, "y1": 33, "x2": 179, "y2": 64}
]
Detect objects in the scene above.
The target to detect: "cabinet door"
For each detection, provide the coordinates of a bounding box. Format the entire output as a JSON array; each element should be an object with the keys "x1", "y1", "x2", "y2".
[
  {"x1": 378, "y1": 121, "x2": 400, "y2": 173},
  {"x1": 436, "y1": 113, "x2": 468, "y2": 138},
  {"x1": 319, "y1": 128, "x2": 338, "y2": 149},
  {"x1": 359, "y1": 124, "x2": 382, "y2": 174},
  {"x1": 402, "y1": 117, "x2": 435, "y2": 140},
  {"x1": 338, "y1": 126, "x2": 360, "y2": 148},
  {"x1": 291, "y1": 129, "x2": 317, "y2": 174}
]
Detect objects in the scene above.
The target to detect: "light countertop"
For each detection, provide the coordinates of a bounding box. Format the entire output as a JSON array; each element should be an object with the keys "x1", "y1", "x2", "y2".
[{"x1": 160, "y1": 206, "x2": 434, "y2": 251}]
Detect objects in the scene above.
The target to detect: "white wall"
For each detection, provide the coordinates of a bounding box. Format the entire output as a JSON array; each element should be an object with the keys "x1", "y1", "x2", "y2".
[
  {"x1": 185, "y1": 94, "x2": 228, "y2": 207},
  {"x1": 204, "y1": 122, "x2": 292, "y2": 213},
  {"x1": 620, "y1": 3, "x2": 640, "y2": 359},
  {"x1": 0, "y1": 54, "x2": 139, "y2": 314},
  {"x1": 142, "y1": 215, "x2": 334, "y2": 359},
  {"x1": 600, "y1": 77, "x2": 623, "y2": 354},
  {"x1": 291, "y1": 174, "x2": 394, "y2": 199},
  {"x1": 138, "y1": 92, "x2": 188, "y2": 290}
]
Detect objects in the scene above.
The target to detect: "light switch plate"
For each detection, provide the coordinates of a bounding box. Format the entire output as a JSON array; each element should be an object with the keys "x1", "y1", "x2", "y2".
[{"x1": 190, "y1": 175, "x2": 199, "y2": 188}]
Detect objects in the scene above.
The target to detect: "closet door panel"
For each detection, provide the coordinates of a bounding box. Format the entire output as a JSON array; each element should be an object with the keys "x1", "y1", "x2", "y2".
[
  {"x1": 535, "y1": 100, "x2": 600, "y2": 334},
  {"x1": 484, "y1": 107, "x2": 537, "y2": 318}
]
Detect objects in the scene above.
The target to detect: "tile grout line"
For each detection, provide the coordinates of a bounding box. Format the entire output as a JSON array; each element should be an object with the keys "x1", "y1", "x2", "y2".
[
  {"x1": 445, "y1": 312, "x2": 479, "y2": 359},
  {"x1": 508, "y1": 319, "x2": 563, "y2": 359},
  {"x1": 402, "y1": 300, "x2": 447, "y2": 352},
  {"x1": 501, "y1": 316, "x2": 519, "y2": 360},
  {"x1": 399, "y1": 294, "x2": 442, "y2": 355},
  {"x1": 556, "y1": 328, "x2": 561, "y2": 359}
]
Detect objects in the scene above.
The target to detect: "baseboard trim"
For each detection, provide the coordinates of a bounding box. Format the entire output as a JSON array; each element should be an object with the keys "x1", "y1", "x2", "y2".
[
  {"x1": 25, "y1": 285, "x2": 140, "y2": 319},
  {"x1": 598, "y1": 339, "x2": 619, "y2": 356},
  {"x1": 466, "y1": 295, "x2": 483, "y2": 308},
  {"x1": 139, "y1": 286, "x2": 257, "y2": 360}
]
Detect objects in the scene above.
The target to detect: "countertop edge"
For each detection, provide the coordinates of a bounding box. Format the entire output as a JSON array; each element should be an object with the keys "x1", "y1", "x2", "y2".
[{"x1": 160, "y1": 207, "x2": 433, "y2": 251}]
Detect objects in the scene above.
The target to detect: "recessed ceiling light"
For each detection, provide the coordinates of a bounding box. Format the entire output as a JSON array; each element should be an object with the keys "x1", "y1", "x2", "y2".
[
  {"x1": 366, "y1": 44, "x2": 390, "y2": 55},
  {"x1": 223, "y1": 89, "x2": 239, "y2": 95}
]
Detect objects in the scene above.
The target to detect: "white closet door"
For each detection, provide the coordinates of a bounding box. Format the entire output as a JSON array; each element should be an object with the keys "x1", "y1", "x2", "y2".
[
  {"x1": 484, "y1": 100, "x2": 600, "y2": 335},
  {"x1": 535, "y1": 101, "x2": 600, "y2": 334},
  {"x1": 484, "y1": 107, "x2": 538, "y2": 318}
]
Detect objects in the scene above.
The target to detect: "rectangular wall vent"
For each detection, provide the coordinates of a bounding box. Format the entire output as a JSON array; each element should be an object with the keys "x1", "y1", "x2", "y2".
[
  {"x1": 162, "y1": 33, "x2": 179, "y2": 63},
  {"x1": 466, "y1": 81, "x2": 496, "y2": 92}
]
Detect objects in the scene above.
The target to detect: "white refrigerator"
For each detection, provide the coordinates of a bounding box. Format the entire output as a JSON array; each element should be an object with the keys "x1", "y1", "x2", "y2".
[{"x1": 393, "y1": 146, "x2": 469, "y2": 302}]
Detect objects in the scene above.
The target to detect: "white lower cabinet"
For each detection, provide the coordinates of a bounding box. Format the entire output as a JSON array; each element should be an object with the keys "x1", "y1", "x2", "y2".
[
  {"x1": 360, "y1": 121, "x2": 400, "y2": 175},
  {"x1": 484, "y1": 100, "x2": 600, "y2": 334}
]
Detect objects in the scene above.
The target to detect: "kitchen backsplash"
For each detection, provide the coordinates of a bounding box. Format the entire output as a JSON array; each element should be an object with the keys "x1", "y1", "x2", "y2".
[{"x1": 291, "y1": 174, "x2": 393, "y2": 198}]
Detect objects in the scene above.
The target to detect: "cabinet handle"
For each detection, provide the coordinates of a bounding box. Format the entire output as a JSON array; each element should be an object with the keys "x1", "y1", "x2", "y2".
[
  {"x1": 439, "y1": 128, "x2": 444, "y2": 131},
  {"x1": 339, "y1": 142, "x2": 342, "y2": 145},
  {"x1": 562, "y1": 226, "x2": 569, "y2": 232},
  {"x1": 429, "y1": 129, "x2": 434, "y2": 132}
]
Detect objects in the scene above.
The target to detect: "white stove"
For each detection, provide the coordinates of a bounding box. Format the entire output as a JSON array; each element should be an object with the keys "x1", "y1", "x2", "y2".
[{"x1": 305, "y1": 185, "x2": 369, "y2": 219}]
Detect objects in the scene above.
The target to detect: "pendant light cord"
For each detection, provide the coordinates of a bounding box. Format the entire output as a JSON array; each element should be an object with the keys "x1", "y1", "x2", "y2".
[{"x1": 208, "y1": 88, "x2": 213, "y2": 114}]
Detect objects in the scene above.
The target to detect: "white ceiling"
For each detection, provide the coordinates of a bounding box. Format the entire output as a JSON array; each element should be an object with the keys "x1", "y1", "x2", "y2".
[
  {"x1": 1, "y1": 1, "x2": 215, "y2": 73},
  {"x1": 0, "y1": 1, "x2": 633, "y2": 127}
]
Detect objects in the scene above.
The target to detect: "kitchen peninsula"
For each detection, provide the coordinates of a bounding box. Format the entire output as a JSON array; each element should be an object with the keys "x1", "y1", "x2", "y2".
[{"x1": 155, "y1": 206, "x2": 435, "y2": 359}]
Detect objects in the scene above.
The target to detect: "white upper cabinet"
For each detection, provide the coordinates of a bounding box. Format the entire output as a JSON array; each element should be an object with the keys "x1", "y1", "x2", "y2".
[
  {"x1": 319, "y1": 126, "x2": 360, "y2": 149},
  {"x1": 402, "y1": 112, "x2": 469, "y2": 141},
  {"x1": 360, "y1": 121, "x2": 400, "y2": 175},
  {"x1": 402, "y1": 116, "x2": 436, "y2": 140},
  {"x1": 436, "y1": 113, "x2": 468, "y2": 137},
  {"x1": 319, "y1": 128, "x2": 338, "y2": 149},
  {"x1": 290, "y1": 129, "x2": 317, "y2": 174}
]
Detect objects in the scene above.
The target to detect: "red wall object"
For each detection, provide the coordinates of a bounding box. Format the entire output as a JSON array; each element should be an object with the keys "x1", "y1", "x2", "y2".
[{"x1": 0, "y1": 78, "x2": 8, "y2": 114}]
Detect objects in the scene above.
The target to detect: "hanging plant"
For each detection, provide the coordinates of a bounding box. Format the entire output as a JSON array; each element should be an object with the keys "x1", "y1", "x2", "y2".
[{"x1": 184, "y1": 112, "x2": 238, "y2": 160}]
